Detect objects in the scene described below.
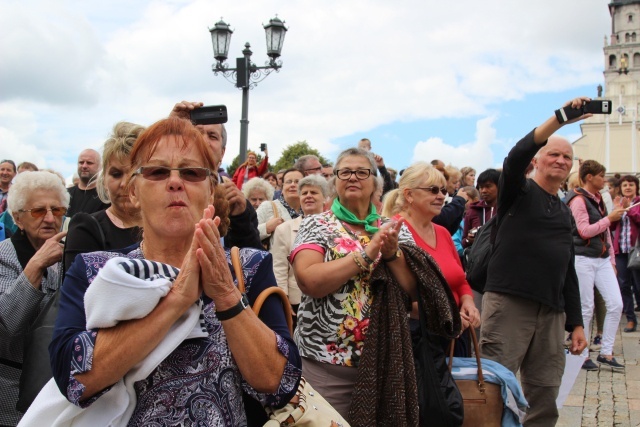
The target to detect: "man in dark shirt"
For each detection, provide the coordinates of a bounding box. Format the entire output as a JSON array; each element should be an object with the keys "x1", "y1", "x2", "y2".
[
  {"x1": 480, "y1": 98, "x2": 588, "y2": 426},
  {"x1": 170, "y1": 101, "x2": 262, "y2": 249},
  {"x1": 66, "y1": 149, "x2": 110, "y2": 217}
]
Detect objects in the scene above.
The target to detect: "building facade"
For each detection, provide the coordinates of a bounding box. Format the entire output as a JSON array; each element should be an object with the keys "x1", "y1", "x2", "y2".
[{"x1": 573, "y1": 0, "x2": 640, "y2": 175}]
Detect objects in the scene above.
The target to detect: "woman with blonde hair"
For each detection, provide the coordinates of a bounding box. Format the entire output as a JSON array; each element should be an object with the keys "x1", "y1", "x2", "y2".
[
  {"x1": 459, "y1": 166, "x2": 476, "y2": 187},
  {"x1": 64, "y1": 121, "x2": 145, "y2": 271},
  {"x1": 383, "y1": 162, "x2": 480, "y2": 355}
]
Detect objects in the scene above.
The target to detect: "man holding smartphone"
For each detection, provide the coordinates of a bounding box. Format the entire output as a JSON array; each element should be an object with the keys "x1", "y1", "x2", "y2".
[
  {"x1": 169, "y1": 101, "x2": 262, "y2": 250},
  {"x1": 480, "y1": 98, "x2": 589, "y2": 426}
]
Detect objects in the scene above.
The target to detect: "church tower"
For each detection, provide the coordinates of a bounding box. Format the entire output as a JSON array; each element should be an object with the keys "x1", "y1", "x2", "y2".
[{"x1": 573, "y1": 0, "x2": 640, "y2": 174}]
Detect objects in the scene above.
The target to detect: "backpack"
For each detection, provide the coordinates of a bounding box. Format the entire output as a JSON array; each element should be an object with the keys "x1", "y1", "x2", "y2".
[
  {"x1": 464, "y1": 214, "x2": 498, "y2": 293},
  {"x1": 465, "y1": 190, "x2": 525, "y2": 293}
]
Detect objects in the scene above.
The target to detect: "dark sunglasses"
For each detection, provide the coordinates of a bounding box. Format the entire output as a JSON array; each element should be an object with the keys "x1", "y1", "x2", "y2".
[
  {"x1": 415, "y1": 186, "x2": 447, "y2": 196},
  {"x1": 135, "y1": 166, "x2": 212, "y2": 182},
  {"x1": 19, "y1": 207, "x2": 67, "y2": 218}
]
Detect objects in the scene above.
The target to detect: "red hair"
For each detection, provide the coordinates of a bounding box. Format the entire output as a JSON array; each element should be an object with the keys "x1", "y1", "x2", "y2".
[{"x1": 128, "y1": 117, "x2": 218, "y2": 182}]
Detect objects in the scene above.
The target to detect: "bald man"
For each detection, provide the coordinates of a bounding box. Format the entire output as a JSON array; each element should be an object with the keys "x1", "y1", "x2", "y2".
[
  {"x1": 66, "y1": 149, "x2": 109, "y2": 216},
  {"x1": 479, "y1": 99, "x2": 591, "y2": 426}
]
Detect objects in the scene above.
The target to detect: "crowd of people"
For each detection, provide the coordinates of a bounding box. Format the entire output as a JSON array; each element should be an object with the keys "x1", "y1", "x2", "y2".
[{"x1": 0, "y1": 96, "x2": 635, "y2": 426}]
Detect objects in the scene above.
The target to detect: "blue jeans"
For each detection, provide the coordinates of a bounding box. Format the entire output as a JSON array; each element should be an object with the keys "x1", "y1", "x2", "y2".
[{"x1": 615, "y1": 253, "x2": 639, "y2": 323}]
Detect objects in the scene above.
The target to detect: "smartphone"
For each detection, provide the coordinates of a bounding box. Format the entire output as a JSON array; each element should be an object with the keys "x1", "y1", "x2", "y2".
[
  {"x1": 190, "y1": 105, "x2": 228, "y2": 125},
  {"x1": 583, "y1": 100, "x2": 611, "y2": 114},
  {"x1": 556, "y1": 100, "x2": 612, "y2": 123},
  {"x1": 260, "y1": 143, "x2": 267, "y2": 152}
]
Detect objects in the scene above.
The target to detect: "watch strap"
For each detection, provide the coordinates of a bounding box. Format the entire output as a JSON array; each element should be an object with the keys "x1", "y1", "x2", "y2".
[
  {"x1": 382, "y1": 249, "x2": 402, "y2": 262},
  {"x1": 216, "y1": 293, "x2": 250, "y2": 321}
]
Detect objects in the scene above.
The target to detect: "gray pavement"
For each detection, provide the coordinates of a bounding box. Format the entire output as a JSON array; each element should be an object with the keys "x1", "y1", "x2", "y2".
[{"x1": 558, "y1": 317, "x2": 640, "y2": 427}]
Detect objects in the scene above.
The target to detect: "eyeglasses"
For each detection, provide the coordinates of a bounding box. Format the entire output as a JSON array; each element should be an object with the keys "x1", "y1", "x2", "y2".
[
  {"x1": 304, "y1": 166, "x2": 322, "y2": 174},
  {"x1": 335, "y1": 169, "x2": 372, "y2": 181},
  {"x1": 284, "y1": 179, "x2": 301, "y2": 185},
  {"x1": 135, "y1": 166, "x2": 212, "y2": 182},
  {"x1": 415, "y1": 186, "x2": 448, "y2": 196},
  {"x1": 18, "y1": 207, "x2": 67, "y2": 218}
]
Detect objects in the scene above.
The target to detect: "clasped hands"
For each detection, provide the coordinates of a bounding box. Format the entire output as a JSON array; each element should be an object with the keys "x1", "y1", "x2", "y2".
[{"x1": 170, "y1": 205, "x2": 238, "y2": 311}]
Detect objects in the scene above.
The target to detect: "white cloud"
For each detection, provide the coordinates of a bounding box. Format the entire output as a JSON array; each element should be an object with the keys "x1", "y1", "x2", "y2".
[
  {"x1": 0, "y1": 0, "x2": 612, "y2": 177},
  {"x1": 412, "y1": 116, "x2": 499, "y2": 172}
]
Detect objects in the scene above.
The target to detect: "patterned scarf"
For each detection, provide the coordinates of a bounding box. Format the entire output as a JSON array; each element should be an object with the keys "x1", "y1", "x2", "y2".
[
  {"x1": 349, "y1": 243, "x2": 461, "y2": 427},
  {"x1": 278, "y1": 193, "x2": 303, "y2": 219}
]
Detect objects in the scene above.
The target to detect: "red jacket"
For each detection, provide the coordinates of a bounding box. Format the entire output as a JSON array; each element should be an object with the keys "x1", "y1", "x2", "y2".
[
  {"x1": 232, "y1": 157, "x2": 269, "y2": 190},
  {"x1": 461, "y1": 200, "x2": 497, "y2": 248}
]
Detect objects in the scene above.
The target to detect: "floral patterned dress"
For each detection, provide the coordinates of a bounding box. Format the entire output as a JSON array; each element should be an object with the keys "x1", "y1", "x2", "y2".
[{"x1": 289, "y1": 211, "x2": 413, "y2": 367}]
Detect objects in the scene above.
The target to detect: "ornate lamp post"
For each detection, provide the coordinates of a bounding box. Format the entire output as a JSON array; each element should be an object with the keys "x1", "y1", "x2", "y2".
[{"x1": 209, "y1": 17, "x2": 288, "y2": 162}]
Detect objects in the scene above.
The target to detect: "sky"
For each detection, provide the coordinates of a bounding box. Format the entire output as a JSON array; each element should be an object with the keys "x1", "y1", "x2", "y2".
[{"x1": 0, "y1": 0, "x2": 614, "y2": 181}]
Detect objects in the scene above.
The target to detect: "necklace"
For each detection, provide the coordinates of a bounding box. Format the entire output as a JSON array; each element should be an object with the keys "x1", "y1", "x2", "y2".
[
  {"x1": 105, "y1": 207, "x2": 126, "y2": 228},
  {"x1": 340, "y1": 220, "x2": 370, "y2": 242}
]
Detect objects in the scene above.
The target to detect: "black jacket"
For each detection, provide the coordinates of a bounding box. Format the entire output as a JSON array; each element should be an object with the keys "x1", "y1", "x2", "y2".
[{"x1": 484, "y1": 129, "x2": 583, "y2": 331}]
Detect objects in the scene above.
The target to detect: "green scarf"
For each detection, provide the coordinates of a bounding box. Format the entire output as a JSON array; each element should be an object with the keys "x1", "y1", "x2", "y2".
[{"x1": 331, "y1": 198, "x2": 380, "y2": 234}]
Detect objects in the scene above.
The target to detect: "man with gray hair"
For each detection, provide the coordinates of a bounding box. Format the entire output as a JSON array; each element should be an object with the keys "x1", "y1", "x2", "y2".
[
  {"x1": 170, "y1": 101, "x2": 261, "y2": 249},
  {"x1": 480, "y1": 98, "x2": 590, "y2": 426},
  {"x1": 294, "y1": 155, "x2": 323, "y2": 176},
  {"x1": 66, "y1": 149, "x2": 109, "y2": 216}
]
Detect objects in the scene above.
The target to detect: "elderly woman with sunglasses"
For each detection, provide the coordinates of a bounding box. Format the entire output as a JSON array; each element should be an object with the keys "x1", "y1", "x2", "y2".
[
  {"x1": 382, "y1": 162, "x2": 480, "y2": 355},
  {"x1": 290, "y1": 147, "x2": 427, "y2": 423},
  {"x1": 46, "y1": 117, "x2": 299, "y2": 426},
  {"x1": 0, "y1": 171, "x2": 69, "y2": 425}
]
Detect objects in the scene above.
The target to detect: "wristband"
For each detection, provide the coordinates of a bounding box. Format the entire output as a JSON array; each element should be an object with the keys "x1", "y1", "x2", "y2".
[
  {"x1": 216, "y1": 293, "x2": 250, "y2": 321},
  {"x1": 352, "y1": 252, "x2": 368, "y2": 272},
  {"x1": 360, "y1": 250, "x2": 374, "y2": 265}
]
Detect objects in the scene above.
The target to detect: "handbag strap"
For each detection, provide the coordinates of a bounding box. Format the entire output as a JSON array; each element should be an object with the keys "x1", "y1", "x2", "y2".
[
  {"x1": 230, "y1": 246, "x2": 293, "y2": 336},
  {"x1": 231, "y1": 246, "x2": 245, "y2": 293},
  {"x1": 448, "y1": 327, "x2": 486, "y2": 393}
]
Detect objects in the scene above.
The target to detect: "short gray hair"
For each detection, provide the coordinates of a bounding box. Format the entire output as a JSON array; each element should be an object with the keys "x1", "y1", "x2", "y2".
[
  {"x1": 330, "y1": 147, "x2": 381, "y2": 195},
  {"x1": 294, "y1": 154, "x2": 320, "y2": 171},
  {"x1": 8, "y1": 171, "x2": 70, "y2": 221},
  {"x1": 298, "y1": 174, "x2": 329, "y2": 198},
  {"x1": 242, "y1": 177, "x2": 274, "y2": 201}
]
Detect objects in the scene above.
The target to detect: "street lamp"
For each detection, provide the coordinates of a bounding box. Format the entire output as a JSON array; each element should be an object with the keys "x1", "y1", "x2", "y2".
[{"x1": 209, "y1": 16, "x2": 288, "y2": 162}]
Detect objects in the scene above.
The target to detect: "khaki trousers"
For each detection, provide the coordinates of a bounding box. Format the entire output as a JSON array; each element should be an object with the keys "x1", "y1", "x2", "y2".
[
  {"x1": 301, "y1": 357, "x2": 359, "y2": 422},
  {"x1": 480, "y1": 292, "x2": 566, "y2": 427}
]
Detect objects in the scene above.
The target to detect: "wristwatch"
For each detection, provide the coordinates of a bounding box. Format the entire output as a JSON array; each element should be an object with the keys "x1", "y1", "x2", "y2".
[
  {"x1": 382, "y1": 249, "x2": 402, "y2": 262},
  {"x1": 216, "y1": 293, "x2": 250, "y2": 321}
]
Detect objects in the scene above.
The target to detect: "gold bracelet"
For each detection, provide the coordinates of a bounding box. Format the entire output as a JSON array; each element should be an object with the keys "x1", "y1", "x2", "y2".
[{"x1": 352, "y1": 251, "x2": 368, "y2": 272}]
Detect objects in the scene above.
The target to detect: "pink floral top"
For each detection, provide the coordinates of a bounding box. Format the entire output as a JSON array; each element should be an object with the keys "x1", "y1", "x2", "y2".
[{"x1": 289, "y1": 211, "x2": 413, "y2": 367}]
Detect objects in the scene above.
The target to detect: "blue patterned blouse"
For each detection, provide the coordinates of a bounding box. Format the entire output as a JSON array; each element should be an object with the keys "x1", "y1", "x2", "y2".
[{"x1": 50, "y1": 245, "x2": 301, "y2": 426}]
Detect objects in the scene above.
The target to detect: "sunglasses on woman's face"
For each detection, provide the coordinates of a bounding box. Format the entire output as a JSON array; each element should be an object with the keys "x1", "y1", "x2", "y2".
[
  {"x1": 19, "y1": 207, "x2": 67, "y2": 218},
  {"x1": 135, "y1": 166, "x2": 212, "y2": 182},
  {"x1": 415, "y1": 186, "x2": 447, "y2": 196}
]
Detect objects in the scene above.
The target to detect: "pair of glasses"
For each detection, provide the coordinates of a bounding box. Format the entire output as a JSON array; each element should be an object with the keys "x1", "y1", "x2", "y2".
[
  {"x1": 415, "y1": 186, "x2": 448, "y2": 196},
  {"x1": 304, "y1": 166, "x2": 322, "y2": 174},
  {"x1": 135, "y1": 166, "x2": 212, "y2": 182},
  {"x1": 335, "y1": 169, "x2": 372, "y2": 181},
  {"x1": 19, "y1": 207, "x2": 67, "y2": 218}
]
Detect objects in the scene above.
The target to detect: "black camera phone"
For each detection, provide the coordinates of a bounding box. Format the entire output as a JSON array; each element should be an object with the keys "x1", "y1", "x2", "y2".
[
  {"x1": 190, "y1": 105, "x2": 228, "y2": 125},
  {"x1": 555, "y1": 100, "x2": 612, "y2": 123},
  {"x1": 260, "y1": 143, "x2": 267, "y2": 152}
]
